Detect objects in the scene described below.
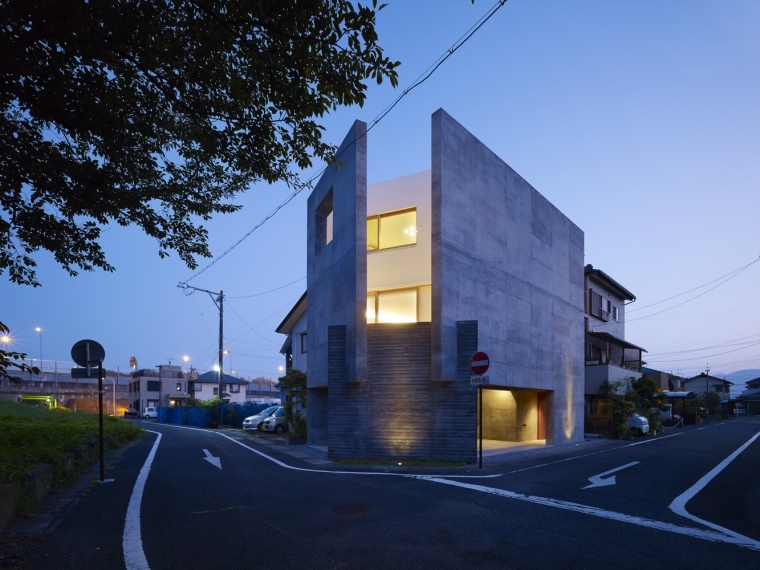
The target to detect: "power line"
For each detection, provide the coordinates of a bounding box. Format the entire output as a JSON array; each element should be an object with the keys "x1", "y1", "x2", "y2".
[
  {"x1": 628, "y1": 257, "x2": 759, "y2": 313},
  {"x1": 226, "y1": 277, "x2": 305, "y2": 299},
  {"x1": 647, "y1": 341, "x2": 760, "y2": 363},
  {"x1": 627, "y1": 257, "x2": 758, "y2": 322},
  {"x1": 181, "y1": 0, "x2": 509, "y2": 284}
]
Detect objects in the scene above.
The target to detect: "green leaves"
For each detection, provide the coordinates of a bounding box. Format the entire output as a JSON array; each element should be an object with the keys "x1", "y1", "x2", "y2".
[{"x1": 1, "y1": 0, "x2": 399, "y2": 286}]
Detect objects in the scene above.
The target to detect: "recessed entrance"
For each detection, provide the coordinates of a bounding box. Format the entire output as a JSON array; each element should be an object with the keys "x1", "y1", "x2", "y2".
[{"x1": 478, "y1": 388, "x2": 547, "y2": 455}]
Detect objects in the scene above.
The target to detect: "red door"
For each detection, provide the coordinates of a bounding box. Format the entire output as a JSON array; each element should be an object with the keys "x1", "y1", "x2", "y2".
[{"x1": 537, "y1": 392, "x2": 546, "y2": 440}]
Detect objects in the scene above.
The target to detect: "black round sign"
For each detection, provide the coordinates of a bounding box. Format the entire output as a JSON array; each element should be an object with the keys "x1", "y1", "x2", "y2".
[{"x1": 71, "y1": 339, "x2": 106, "y2": 367}]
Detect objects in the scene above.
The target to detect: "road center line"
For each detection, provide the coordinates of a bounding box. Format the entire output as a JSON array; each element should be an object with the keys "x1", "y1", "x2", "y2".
[
  {"x1": 670, "y1": 428, "x2": 760, "y2": 542},
  {"x1": 419, "y1": 477, "x2": 760, "y2": 551},
  {"x1": 123, "y1": 430, "x2": 161, "y2": 570},
  {"x1": 509, "y1": 433, "x2": 683, "y2": 474}
]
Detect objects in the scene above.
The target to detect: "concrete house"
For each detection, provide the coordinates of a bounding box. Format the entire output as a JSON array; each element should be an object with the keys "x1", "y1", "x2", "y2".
[
  {"x1": 130, "y1": 365, "x2": 187, "y2": 411},
  {"x1": 294, "y1": 109, "x2": 586, "y2": 462}
]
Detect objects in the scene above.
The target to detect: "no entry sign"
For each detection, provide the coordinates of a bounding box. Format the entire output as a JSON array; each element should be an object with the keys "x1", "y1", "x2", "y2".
[{"x1": 470, "y1": 352, "x2": 490, "y2": 376}]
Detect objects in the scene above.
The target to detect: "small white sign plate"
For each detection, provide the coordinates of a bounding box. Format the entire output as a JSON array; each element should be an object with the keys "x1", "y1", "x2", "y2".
[{"x1": 470, "y1": 375, "x2": 490, "y2": 385}]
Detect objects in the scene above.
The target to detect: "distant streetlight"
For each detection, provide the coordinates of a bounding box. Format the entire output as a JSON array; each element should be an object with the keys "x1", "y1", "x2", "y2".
[
  {"x1": 223, "y1": 349, "x2": 231, "y2": 374},
  {"x1": 182, "y1": 354, "x2": 190, "y2": 377},
  {"x1": 0, "y1": 333, "x2": 10, "y2": 345},
  {"x1": 35, "y1": 327, "x2": 42, "y2": 381}
]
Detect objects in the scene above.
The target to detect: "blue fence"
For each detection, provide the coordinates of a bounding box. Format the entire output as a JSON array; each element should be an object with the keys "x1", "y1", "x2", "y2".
[{"x1": 157, "y1": 403, "x2": 273, "y2": 428}]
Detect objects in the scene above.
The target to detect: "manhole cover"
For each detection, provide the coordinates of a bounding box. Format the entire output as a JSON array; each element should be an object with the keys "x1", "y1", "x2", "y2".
[{"x1": 330, "y1": 504, "x2": 374, "y2": 516}]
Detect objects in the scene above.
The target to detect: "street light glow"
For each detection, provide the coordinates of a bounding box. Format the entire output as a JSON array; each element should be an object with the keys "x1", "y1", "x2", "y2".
[
  {"x1": 182, "y1": 355, "x2": 190, "y2": 363},
  {"x1": 35, "y1": 327, "x2": 41, "y2": 332},
  {"x1": 0, "y1": 334, "x2": 10, "y2": 345}
]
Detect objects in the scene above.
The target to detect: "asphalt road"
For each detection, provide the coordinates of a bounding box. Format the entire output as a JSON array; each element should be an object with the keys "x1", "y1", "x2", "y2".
[{"x1": 21, "y1": 417, "x2": 760, "y2": 569}]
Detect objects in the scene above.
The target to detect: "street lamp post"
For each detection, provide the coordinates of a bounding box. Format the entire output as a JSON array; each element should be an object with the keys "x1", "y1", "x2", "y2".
[{"x1": 35, "y1": 327, "x2": 42, "y2": 381}]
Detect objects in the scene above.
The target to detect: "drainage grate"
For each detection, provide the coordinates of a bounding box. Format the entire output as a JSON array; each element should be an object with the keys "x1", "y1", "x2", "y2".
[{"x1": 330, "y1": 504, "x2": 374, "y2": 516}]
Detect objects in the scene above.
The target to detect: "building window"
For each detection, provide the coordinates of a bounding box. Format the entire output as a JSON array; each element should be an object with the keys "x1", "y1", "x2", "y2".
[
  {"x1": 176, "y1": 382, "x2": 182, "y2": 392},
  {"x1": 612, "y1": 305, "x2": 619, "y2": 322},
  {"x1": 315, "y1": 188, "x2": 333, "y2": 255},
  {"x1": 367, "y1": 285, "x2": 431, "y2": 323},
  {"x1": 300, "y1": 333, "x2": 307, "y2": 353},
  {"x1": 213, "y1": 387, "x2": 218, "y2": 395},
  {"x1": 367, "y1": 208, "x2": 416, "y2": 251},
  {"x1": 230, "y1": 384, "x2": 240, "y2": 393},
  {"x1": 192, "y1": 382, "x2": 201, "y2": 392},
  {"x1": 147, "y1": 380, "x2": 160, "y2": 392}
]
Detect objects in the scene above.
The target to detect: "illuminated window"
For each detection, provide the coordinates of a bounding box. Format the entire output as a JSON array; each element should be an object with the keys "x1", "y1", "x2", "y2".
[
  {"x1": 367, "y1": 285, "x2": 432, "y2": 324},
  {"x1": 367, "y1": 208, "x2": 416, "y2": 251}
]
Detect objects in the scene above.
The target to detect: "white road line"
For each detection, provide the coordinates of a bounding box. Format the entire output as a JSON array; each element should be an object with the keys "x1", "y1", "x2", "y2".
[
  {"x1": 157, "y1": 424, "x2": 760, "y2": 551},
  {"x1": 670, "y1": 428, "x2": 760, "y2": 544},
  {"x1": 123, "y1": 430, "x2": 162, "y2": 570},
  {"x1": 509, "y1": 433, "x2": 683, "y2": 474},
  {"x1": 419, "y1": 477, "x2": 760, "y2": 551}
]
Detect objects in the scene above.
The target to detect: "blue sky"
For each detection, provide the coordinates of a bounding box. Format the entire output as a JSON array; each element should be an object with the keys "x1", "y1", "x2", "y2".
[{"x1": 2, "y1": 0, "x2": 758, "y2": 384}]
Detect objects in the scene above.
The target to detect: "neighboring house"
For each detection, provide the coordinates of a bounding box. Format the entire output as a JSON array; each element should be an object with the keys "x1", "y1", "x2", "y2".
[
  {"x1": 130, "y1": 365, "x2": 187, "y2": 411},
  {"x1": 276, "y1": 291, "x2": 308, "y2": 375},
  {"x1": 739, "y1": 377, "x2": 760, "y2": 414},
  {"x1": 641, "y1": 367, "x2": 682, "y2": 392},
  {"x1": 682, "y1": 373, "x2": 733, "y2": 401},
  {"x1": 287, "y1": 109, "x2": 586, "y2": 463},
  {"x1": 583, "y1": 266, "x2": 647, "y2": 434},
  {"x1": 191, "y1": 370, "x2": 249, "y2": 405}
]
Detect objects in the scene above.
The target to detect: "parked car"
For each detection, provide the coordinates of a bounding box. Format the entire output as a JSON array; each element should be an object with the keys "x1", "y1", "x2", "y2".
[
  {"x1": 261, "y1": 406, "x2": 288, "y2": 434},
  {"x1": 734, "y1": 406, "x2": 747, "y2": 415},
  {"x1": 628, "y1": 414, "x2": 649, "y2": 436},
  {"x1": 142, "y1": 407, "x2": 158, "y2": 419},
  {"x1": 242, "y1": 406, "x2": 279, "y2": 431}
]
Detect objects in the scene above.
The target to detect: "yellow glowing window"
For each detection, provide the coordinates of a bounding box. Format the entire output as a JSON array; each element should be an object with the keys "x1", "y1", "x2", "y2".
[
  {"x1": 367, "y1": 285, "x2": 431, "y2": 324},
  {"x1": 366, "y1": 293, "x2": 377, "y2": 322},
  {"x1": 367, "y1": 208, "x2": 416, "y2": 251},
  {"x1": 377, "y1": 290, "x2": 417, "y2": 323},
  {"x1": 367, "y1": 218, "x2": 378, "y2": 250}
]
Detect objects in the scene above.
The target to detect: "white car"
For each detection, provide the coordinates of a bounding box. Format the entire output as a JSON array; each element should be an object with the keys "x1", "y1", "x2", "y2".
[
  {"x1": 142, "y1": 407, "x2": 158, "y2": 419},
  {"x1": 628, "y1": 414, "x2": 649, "y2": 436},
  {"x1": 242, "y1": 406, "x2": 279, "y2": 431}
]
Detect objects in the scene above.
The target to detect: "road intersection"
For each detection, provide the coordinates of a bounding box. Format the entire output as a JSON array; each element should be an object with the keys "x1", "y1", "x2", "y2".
[{"x1": 20, "y1": 416, "x2": 760, "y2": 569}]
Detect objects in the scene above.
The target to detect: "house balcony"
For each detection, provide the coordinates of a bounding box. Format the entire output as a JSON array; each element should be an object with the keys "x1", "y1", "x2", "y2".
[{"x1": 585, "y1": 362, "x2": 642, "y2": 396}]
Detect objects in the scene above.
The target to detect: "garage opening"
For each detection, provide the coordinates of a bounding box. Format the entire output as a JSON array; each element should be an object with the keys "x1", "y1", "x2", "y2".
[{"x1": 478, "y1": 388, "x2": 547, "y2": 455}]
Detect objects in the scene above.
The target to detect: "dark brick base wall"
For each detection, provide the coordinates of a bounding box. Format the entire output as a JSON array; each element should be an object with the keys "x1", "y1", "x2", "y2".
[{"x1": 328, "y1": 322, "x2": 477, "y2": 463}]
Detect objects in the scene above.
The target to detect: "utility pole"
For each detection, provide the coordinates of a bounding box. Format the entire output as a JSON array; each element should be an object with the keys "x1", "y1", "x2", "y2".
[{"x1": 178, "y1": 283, "x2": 224, "y2": 423}]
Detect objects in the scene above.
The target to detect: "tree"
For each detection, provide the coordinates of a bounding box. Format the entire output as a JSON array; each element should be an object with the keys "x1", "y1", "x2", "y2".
[
  {"x1": 279, "y1": 368, "x2": 307, "y2": 437},
  {"x1": 1, "y1": 0, "x2": 399, "y2": 286}
]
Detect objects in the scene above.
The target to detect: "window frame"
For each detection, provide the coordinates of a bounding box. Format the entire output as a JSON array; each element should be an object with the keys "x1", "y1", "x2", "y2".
[
  {"x1": 300, "y1": 332, "x2": 307, "y2": 353},
  {"x1": 366, "y1": 284, "x2": 431, "y2": 324},
  {"x1": 366, "y1": 207, "x2": 417, "y2": 252}
]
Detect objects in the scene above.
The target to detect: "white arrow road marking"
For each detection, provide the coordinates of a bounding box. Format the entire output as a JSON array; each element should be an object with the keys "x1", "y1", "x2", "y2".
[
  {"x1": 582, "y1": 461, "x2": 640, "y2": 489},
  {"x1": 203, "y1": 449, "x2": 222, "y2": 469}
]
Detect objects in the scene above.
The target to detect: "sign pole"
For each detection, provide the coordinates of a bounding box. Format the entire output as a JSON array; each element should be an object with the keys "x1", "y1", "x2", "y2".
[
  {"x1": 479, "y1": 384, "x2": 483, "y2": 470},
  {"x1": 98, "y1": 359, "x2": 104, "y2": 482}
]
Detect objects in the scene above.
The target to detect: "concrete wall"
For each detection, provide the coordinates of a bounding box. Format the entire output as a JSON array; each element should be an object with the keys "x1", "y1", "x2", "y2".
[
  {"x1": 307, "y1": 121, "x2": 368, "y2": 446},
  {"x1": 431, "y1": 109, "x2": 585, "y2": 445},
  {"x1": 482, "y1": 389, "x2": 517, "y2": 440},
  {"x1": 367, "y1": 170, "x2": 431, "y2": 291}
]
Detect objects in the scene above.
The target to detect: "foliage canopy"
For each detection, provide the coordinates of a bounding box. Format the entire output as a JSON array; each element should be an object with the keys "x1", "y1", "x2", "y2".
[{"x1": 1, "y1": 0, "x2": 399, "y2": 286}]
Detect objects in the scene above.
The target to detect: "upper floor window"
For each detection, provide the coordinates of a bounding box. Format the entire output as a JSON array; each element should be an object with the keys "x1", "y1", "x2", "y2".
[
  {"x1": 147, "y1": 380, "x2": 160, "y2": 392},
  {"x1": 612, "y1": 305, "x2": 620, "y2": 322},
  {"x1": 300, "y1": 333, "x2": 307, "y2": 353},
  {"x1": 367, "y1": 208, "x2": 416, "y2": 251},
  {"x1": 230, "y1": 384, "x2": 240, "y2": 393},
  {"x1": 367, "y1": 285, "x2": 431, "y2": 323}
]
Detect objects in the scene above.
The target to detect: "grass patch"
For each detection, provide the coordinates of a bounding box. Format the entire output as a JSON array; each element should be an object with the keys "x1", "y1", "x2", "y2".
[
  {"x1": 333, "y1": 457, "x2": 468, "y2": 468},
  {"x1": 0, "y1": 399, "x2": 143, "y2": 511}
]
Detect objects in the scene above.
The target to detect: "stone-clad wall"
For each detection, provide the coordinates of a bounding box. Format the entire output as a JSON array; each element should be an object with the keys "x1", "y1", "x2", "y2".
[
  {"x1": 431, "y1": 109, "x2": 585, "y2": 445},
  {"x1": 329, "y1": 322, "x2": 477, "y2": 462}
]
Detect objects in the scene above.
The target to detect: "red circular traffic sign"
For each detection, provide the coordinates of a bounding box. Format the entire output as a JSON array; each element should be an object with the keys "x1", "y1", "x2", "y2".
[{"x1": 470, "y1": 352, "x2": 490, "y2": 375}]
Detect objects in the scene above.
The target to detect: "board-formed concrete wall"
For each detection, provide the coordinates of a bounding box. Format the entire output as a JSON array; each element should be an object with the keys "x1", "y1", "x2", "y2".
[
  {"x1": 431, "y1": 109, "x2": 585, "y2": 445},
  {"x1": 307, "y1": 120, "x2": 368, "y2": 446}
]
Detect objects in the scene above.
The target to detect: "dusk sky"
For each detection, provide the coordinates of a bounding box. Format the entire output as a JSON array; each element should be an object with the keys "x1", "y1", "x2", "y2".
[{"x1": 2, "y1": 0, "x2": 758, "y2": 386}]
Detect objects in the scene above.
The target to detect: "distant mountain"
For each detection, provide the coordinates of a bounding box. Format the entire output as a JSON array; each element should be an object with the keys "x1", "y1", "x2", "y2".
[{"x1": 720, "y1": 369, "x2": 760, "y2": 397}]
